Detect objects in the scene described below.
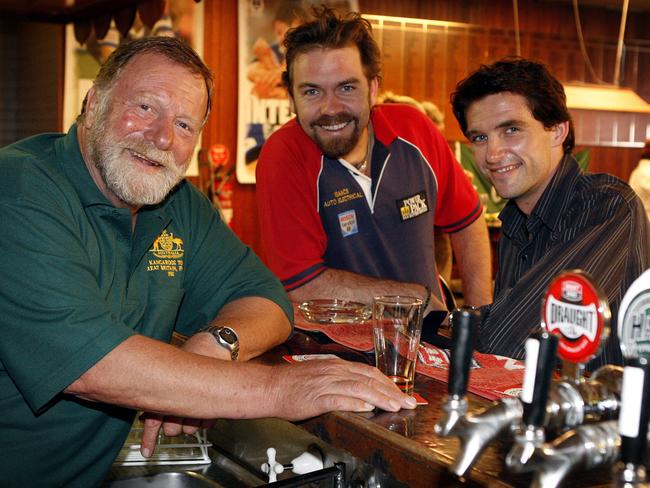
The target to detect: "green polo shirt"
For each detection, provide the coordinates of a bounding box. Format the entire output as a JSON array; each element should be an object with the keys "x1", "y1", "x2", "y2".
[{"x1": 0, "y1": 125, "x2": 292, "y2": 487}]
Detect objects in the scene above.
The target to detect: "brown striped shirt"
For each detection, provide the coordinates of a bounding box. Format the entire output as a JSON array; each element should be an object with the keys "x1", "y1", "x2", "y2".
[{"x1": 480, "y1": 155, "x2": 650, "y2": 368}]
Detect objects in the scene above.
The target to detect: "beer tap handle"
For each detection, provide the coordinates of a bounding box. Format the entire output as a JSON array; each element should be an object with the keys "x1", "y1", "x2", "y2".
[
  {"x1": 615, "y1": 357, "x2": 650, "y2": 484},
  {"x1": 521, "y1": 330, "x2": 558, "y2": 428},
  {"x1": 506, "y1": 330, "x2": 558, "y2": 471},
  {"x1": 435, "y1": 306, "x2": 481, "y2": 438},
  {"x1": 448, "y1": 307, "x2": 481, "y2": 398}
]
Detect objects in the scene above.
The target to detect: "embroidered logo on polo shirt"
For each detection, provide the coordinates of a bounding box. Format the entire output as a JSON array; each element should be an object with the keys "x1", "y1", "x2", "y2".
[
  {"x1": 323, "y1": 187, "x2": 364, "y2": 208},
  {"x1": 338, "y1": 210, "x2": 359, "y2": 237},
  {"x1": 147, "y1": 230, "x2": 185, "y2": 277},
  {"x1": 397, "y1": 191, "x2": 429, "y2": 221}
]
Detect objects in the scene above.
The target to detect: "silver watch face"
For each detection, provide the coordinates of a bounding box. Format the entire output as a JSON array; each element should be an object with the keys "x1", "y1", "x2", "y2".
[{"x1": 218, "y1": 327, "x2": 238, "y2": 346}]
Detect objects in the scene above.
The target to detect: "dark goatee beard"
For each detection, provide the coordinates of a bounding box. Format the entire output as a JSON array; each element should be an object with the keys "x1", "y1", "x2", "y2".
[{"x1": 309, "y1": 113, "x2": 361, "y2": 159}]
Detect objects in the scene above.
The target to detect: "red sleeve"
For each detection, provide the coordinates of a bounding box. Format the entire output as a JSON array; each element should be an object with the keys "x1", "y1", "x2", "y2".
[
  {"x1": 256, "y1": 121, "x2": 328, "y2": 290},
  {"x1": 373, "y1": 105, "x2": 482, "y2": 233}
]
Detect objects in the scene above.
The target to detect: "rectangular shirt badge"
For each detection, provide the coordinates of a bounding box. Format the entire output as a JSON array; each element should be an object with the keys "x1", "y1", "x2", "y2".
[
  {"x1": 338, "y1": 209, "x2": 359, "y2": 237},
  {"x1": 397, "y1": 191, "x2": 430, "y2": 222}
]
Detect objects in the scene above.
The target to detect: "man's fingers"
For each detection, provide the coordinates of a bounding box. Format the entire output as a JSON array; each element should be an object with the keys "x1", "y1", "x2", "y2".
[
  {"x1": 310, "y1": 360, "x2": 417, "y2": 410},
  {"x1": 161, "y1": 416, "x2": 184, "y2": 437},
  {"x1": 181, "y1": 417, "x2": 202, "y2": 435},
  {"x1": 336, "y1": 377, "x2": 415, "y2": 412},
  {"x1": 158, "y1": 416, "x2": 206, "y2": 437},
  {"x1": 272, "y1": 360, "x2": 418, "y2": 420},
  {"x1": 140, "y1": 415, "x2": 163, "y2": 458}
]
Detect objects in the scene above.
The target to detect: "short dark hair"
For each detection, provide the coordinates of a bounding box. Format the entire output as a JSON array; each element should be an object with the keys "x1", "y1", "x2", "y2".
[
  {"x1": 451, "y1": 58, "x2": 575, "y2": 154},
  {"x1": 281, "y1": 6, "x2": 382, "y2": 95},
  {"x1": 79, "y1": 36, "x2": 213, "y2": 124}
]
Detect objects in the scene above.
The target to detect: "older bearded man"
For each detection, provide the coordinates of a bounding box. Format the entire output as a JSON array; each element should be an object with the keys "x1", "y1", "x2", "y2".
[{"x1": 0, "y1": 36, "x2": 415, "y2": 487}]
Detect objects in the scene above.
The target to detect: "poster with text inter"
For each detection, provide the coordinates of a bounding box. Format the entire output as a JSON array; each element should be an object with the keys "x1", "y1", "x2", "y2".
[{"x1": 237, "y1": 0, "x2": 359, "y2": 183}]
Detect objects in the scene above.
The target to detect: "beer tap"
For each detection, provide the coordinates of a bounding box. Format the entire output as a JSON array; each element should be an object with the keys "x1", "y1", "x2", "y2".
[
  {"x1": 506, "y1": 343, "x2": 623, "y2": 475},
  {"x1": 503, "y1": 270, "x2": 650, "y2": 487},
  {"x1": 514, "y1": 420, "x2": 620, "y2": 488},
  {"x1": 506, "y1": 330, "x2": 558, "y2": 469},
  {"x1": 506, "y1": 366, "x2": 626, "y2": 488},
  {"x1": 434, "y1": 307, "x2": 524, "y2": 477},
  {"x1": 434, "y1": 306, "x2": 480, "y2": 437},
  {"x1": 505, "y1": 270, "x2": 619, "y2": 480},
  {"x1": 438, "y1": 270, "x2": 622, "y2": 478},
  {"x1": 613, "y1": 357, "x2": 650, "y2": 487},
  {"x1": 614, "y1": 268, "x2": 650, "y2": 487},
  {"x1": 531, "y1": 270, "x2": 620, "y2": 434}
]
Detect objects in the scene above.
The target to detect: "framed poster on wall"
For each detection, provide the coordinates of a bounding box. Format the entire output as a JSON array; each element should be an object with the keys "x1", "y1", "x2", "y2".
[
  {"x1": 62, "y1": 0, "x2": 205, "y2": 176},
  {"x1": 236, "y1": 0, "x2": 359, "y2": 184}
]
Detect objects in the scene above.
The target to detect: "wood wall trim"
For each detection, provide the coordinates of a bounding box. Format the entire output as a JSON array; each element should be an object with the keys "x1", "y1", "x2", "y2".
[{"x1": 201, "y1": 0, "x2": 649, "y2": 250}]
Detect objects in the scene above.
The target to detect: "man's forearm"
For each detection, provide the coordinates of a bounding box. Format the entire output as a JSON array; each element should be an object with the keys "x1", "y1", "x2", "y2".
[
  {"x1": 65, "y1": 335, "x2": 278, "y2": 419},
  {"x1": 65, "y1": 297, "x2": 291, "y2": 416},
  {"x1": 451, "y1": 215, "x2": 493, "y2": 306},
  {"x1": 204, "y1": 296, "x2": 291, "y2": 361},
  {"x1": 287, "y1": 268, "x2": 444, "y2": 311},
  {"x1": 64, "y1": 334, "x2": 417, "y2": 422}
]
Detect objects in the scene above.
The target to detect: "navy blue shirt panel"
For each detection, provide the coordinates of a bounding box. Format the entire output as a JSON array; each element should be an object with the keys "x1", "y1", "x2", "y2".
[{"x1": 318, "y1": 137, "x2": 438, "y2": 291}]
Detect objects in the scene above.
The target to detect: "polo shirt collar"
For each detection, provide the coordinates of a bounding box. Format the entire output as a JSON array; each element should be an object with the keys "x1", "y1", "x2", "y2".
[
  {"x1": 55, "y1": 123, "x2": 110, "y2": 208},
  {"x1": 500, "y1": 154, "x2": 581, "y2": 238},
  {"x1": 370, "y1": 106, "x2": 399, "y2": 148}
]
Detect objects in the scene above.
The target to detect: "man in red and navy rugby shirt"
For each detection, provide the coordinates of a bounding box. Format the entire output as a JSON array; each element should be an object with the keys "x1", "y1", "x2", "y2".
[{"x1": 256, "y1": 7, "x2": 493, "y2": 312}]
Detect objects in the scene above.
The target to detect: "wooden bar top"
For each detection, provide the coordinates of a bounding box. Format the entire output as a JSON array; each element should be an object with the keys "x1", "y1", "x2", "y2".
[{"x1": 260, "y1": 331, "x2": 614, "y2": 487}]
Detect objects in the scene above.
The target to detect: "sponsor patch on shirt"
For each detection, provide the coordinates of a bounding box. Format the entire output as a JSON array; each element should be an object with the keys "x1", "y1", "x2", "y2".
[
  {"x1": 338, "y1": 209, "x2": 359, "y2": 237},
  {"x1": 397, "y1": 191, "x2": 429, "y2": 221}
]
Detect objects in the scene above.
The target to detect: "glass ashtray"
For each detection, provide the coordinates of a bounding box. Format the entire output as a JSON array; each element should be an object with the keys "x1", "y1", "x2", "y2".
[{"x1": 298, "y1": 299, "x2": 371, "y2": 324}]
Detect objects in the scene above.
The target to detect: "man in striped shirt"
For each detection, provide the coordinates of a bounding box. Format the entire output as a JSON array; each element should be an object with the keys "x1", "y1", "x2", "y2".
[{"x1": 451, "y1": 58, "x2": 650, "y2": 367}]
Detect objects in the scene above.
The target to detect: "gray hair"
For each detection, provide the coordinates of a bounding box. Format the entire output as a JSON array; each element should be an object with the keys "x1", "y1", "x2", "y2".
[{"x1": 78, "y1": 36, "x2": 213, "y2": 125}]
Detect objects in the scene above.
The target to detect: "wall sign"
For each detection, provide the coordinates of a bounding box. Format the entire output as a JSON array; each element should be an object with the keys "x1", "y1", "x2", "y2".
[{"x1": 236, "y1": 0, "x2": 358, "y2": 184}]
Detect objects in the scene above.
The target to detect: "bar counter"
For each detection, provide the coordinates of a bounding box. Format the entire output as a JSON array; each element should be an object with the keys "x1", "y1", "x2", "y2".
[{"x1": 258, "y1": 331, "x2": 615, "y2": 488}]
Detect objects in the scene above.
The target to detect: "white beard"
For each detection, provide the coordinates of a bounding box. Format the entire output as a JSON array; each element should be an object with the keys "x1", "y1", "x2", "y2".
[{"x1": 87, "y1": 107, "x2": 188, "y2": 207}]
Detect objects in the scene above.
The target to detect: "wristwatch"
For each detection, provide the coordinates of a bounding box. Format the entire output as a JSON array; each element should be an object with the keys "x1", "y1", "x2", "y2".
[{"x1": 201, "y1": 325, "x2": 240, "y2": 361}]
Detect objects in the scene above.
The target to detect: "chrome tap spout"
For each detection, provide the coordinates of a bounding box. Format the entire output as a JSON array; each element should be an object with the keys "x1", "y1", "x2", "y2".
[
  {"x1": 513, "y1": 421, "x2": 620, "y2": 488},
  {"x1": 436, "y1": 397, "x2": 523, "y2": 477},
  {"x1": 434, "y1": 394, "x2": 467, "y2": 438}
]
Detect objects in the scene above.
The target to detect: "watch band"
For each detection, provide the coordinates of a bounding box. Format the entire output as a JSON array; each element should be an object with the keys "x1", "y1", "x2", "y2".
[{"x1": 200, "y1": 325, "x2": 240, "y2": 361}]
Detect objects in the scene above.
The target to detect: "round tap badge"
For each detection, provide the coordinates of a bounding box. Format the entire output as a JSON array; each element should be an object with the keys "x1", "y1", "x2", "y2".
[
  {"x1": 541, "y1": 270, "x2": 610, "y2": 364},
  {"x1": 618, "y1": 269, "x2": 650, "y2": 360}
]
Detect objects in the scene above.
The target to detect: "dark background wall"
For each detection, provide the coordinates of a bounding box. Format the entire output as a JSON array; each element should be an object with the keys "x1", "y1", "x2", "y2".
[{"x1": 0, "y1": 20, "x2": 62, "y2": 147}]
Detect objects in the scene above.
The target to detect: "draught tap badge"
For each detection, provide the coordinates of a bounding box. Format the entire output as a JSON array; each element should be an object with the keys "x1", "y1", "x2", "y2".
[{"x1": 542, "y1": 270, "x2": 610, "y2": 364}]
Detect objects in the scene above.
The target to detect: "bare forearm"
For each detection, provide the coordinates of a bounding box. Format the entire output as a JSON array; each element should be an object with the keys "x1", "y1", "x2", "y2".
[
  {"x1": 451, "y1": 215, "x2": 493, "y2": 306},
  {"x1": 65, "y1": 297, "x2": 290, "y2": 417},
  {"x1": 65, "y1": 335, "x2": 279, "y2": 419},
  {"x1": 204, "y1": 296, "x2": 291, "y2": 361},
  {"x1": 287, "y1": 268, "x2": 444, "y2": 310}
]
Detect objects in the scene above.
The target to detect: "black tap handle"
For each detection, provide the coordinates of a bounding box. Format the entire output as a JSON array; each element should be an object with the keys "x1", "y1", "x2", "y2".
[
  {"x1": 448, "y1": 307, "x2": 481, "y2": 397},
  {"x1": 521, "y1": 330, "x2": 558, "y2": 427},
  {"x1": 619, "y1": 357, "x2": 650, "y2": 466}
]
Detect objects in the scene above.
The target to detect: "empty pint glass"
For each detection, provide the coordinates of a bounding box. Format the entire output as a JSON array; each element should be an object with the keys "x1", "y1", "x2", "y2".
[{"x1": 372, "y1": 295, "x2": 424, "y2": 394}]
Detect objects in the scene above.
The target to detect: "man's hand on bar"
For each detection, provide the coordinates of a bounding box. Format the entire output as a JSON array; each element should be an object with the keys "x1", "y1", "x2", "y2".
[{"x1": 267, "y1": 358, "x2": 417, "y2": 421}]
